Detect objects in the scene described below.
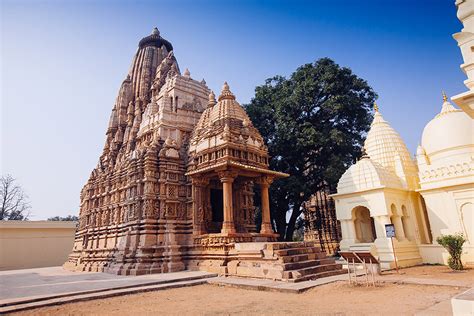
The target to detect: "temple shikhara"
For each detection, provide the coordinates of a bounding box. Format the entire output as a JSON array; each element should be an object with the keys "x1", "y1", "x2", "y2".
[{"x1": 64, "y1": 28, "x2": 344, "y2": 281}]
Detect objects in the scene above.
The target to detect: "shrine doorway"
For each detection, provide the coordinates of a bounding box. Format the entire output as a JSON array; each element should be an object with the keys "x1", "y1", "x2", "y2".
[
  {"x1": 209, "y1": 188, "x2": 223, "y2": 233},
  {"x1": 352, "y1": 206, "x2": 376, "y2": 243}
]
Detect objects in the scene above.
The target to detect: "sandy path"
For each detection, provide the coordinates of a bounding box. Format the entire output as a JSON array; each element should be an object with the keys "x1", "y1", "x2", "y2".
[
  {"x1": 15, "y1": 281, "x2": 464, "y2": 316},
  {"x1": 383, "y1": 265, "x2": 474, "y2": 283}
]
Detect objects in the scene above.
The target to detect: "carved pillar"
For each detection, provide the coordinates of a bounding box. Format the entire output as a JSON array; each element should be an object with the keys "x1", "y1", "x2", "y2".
[
  {"x1": 219, "y1": 171, "x2": 237, "y2": 234},
  {"x1": 259, "y1": 176, "x2": 274, "y2": 234},
  {"x1": 192, "y1": 178, "x2": 208, "y2": 235}
]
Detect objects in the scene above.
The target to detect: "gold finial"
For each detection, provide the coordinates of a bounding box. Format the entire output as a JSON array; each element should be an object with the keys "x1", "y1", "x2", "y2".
[
  {"x1": 442, "y1": 91, "x2": 448, "y2": 102},
  {"x1": 374, "y1": 101, "x2": 379, "y2": 112}
]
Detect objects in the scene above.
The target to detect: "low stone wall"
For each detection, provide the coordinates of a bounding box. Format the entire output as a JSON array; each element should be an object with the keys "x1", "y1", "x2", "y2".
[{"x1": 0, "y1": 221, "x2": 77, "y2": 270}]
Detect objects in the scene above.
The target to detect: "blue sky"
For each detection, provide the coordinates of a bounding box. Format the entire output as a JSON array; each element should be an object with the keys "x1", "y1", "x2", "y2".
[{"x1": 1, "y1": 0, "x2": 465, "y2": 219}]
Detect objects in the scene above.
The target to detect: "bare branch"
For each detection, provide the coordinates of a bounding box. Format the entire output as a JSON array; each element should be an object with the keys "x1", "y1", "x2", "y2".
[{"x1": 0, "y1": 175, "x2": 31, "y2": 220}]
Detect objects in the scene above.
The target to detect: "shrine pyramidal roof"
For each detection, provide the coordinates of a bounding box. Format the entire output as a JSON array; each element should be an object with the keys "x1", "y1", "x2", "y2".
[
  {"x1": 187, "y1": 82, "x2": 288, "y2": 179},
  {"x1": 190, "y1": 82, "x2": 266, "y2": 155}
]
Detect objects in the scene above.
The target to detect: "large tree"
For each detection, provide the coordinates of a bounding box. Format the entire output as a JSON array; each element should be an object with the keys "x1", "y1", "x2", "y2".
[
  {"x1": 0, "y1": 175, "x2": 30, "y2": 220},
  {"x1": 245, "y1": 58, "x2": 376, "y2": 241}
]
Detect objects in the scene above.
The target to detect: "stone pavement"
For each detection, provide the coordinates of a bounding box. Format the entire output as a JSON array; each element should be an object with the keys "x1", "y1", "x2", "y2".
[
  {"x1": 210, "y1": 269, "x2": 473, "y2": 293},
  {"x1": 380, "y1": 274, "x2": 473, "y2": 288},
  {"x1": 0, "y1": 267, "x2": 217, "y2": 313},
  {"x1": 451, "y1": 288, "x2": 474, "y2": 316},
  {"x1": 209, "y1": 272, "x2": 352, "y2": 293}
]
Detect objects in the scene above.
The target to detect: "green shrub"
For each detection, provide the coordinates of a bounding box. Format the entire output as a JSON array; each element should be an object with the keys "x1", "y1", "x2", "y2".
[{"x1": 436, "y1": 233, "x2": 466, "y2": 270}]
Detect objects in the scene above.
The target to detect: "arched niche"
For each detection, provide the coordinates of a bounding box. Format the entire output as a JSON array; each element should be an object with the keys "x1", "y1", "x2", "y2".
[{"x1": 352, "y1": 206, "x2": 376, "y2": 243}]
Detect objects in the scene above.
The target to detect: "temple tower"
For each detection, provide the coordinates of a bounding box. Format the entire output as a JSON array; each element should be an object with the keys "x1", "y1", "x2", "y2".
[{"x1": 64, "y1": 28, "x2": 210, "y2": 275}]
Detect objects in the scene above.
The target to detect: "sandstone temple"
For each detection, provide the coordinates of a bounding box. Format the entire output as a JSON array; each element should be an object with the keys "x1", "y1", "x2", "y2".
[{"x1": 64, "y1": 28, "x2": 344, "y2": 281}]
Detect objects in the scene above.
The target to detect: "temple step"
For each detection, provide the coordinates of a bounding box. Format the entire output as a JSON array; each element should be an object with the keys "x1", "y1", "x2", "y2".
[
  {"x1": 274, "y1": 246, "x2": 322, "y2": 257},
  {"x1": 284, "y1": 263, "x2": 343, "y2": 279},
  {"x1": 229, "y1": 241, "x2": 345, "y2": 282},
  {"x1": 278, "y1": 252, "x2": 327, "y2": 263},
  {"x1": 287, "y1": 268, "x2": 347, "y2": 283},
  {"x1": 282, "y1": 258, "x2": 335, "y2": 270}
]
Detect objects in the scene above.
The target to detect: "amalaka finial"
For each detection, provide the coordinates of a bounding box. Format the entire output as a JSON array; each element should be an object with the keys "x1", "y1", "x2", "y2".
[
  {"x1": 184, "y1": 68, "x2": 190, "y2": 78},
  {"x1": 222, "y1": 81, "x2": 229, "y2": 92},
  {"x1": 374, "y1": 101, "x2": 379, "y2": 112},
  {"x1": 218, "y1": 81, "x2": 235, "y2": 101},
  {"x1": 442, "y1": 91, "x2": 448, "y2": 102},
  {"x1": 152, "y1": 27, "x2": 160, "y2": 36},
  {"x1": 208, "y1": 91, "x2": 216, "y2": 107}
]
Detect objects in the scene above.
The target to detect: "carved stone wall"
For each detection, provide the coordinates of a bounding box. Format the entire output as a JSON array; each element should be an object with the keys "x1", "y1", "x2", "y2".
[
  {"x1": 304, "y1": 187, "x2": 341, "y2": 255},
  {"x1": 64, "y1": 28, "x2": 210, "y2": 275}
]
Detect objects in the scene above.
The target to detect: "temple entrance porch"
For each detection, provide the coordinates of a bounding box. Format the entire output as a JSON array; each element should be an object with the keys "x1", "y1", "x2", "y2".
[
  {"x1": 188, "y1": 165, "x2": 279, "y2": 243},
  {"x1": 185, "y1": 164, "x2": 344, "y2": 281}
]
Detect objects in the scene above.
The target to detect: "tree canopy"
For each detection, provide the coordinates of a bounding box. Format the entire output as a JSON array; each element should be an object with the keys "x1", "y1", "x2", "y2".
[
  {"x1": 245, "y1": 58, "x2": 376, "y2": 241},
  {"x1": 0, "y1": 174, "x2": 30, "y2": 221},
  {"x1": 47, "y1": 215, "x2": 79, "y2": 221}
]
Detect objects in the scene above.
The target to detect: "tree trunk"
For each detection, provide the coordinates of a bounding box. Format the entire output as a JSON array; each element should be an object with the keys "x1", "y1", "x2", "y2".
[
  {"x1": 274, "y1": 207, "x2": 287, "y2": 241},
  {"x1": 285, "y1": 202, "x2": 302, "y2": 241}
]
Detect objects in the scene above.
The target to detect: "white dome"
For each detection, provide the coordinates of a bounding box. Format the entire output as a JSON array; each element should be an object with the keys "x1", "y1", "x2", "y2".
[
  {"x1": 364, "y1": 110, "x2": 417, "y2": 175},
  {"x1": 337, "y1": 157, "x2": 403, "y2": 194},
  {"x1": 421, "y1": 99, "x2": 474, "y2": 159}
]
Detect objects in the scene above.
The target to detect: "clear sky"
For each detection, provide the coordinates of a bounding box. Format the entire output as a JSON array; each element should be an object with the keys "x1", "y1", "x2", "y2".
[{"x1": 1, "y1": 0, "x2": 465, "y2": 219}]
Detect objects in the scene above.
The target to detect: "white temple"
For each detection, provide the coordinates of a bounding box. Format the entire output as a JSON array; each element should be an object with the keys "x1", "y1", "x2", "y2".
[
  {"x1": 331, "y1": 0, "x2": 474, "y2": 269},
  {"x1": 453, "y1": 0, "x2": 474, "y2": 118}
]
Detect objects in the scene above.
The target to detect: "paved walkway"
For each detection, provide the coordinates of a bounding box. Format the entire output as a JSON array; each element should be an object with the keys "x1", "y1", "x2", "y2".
[
  {"x1": 0, "y1": 267, "x2": 217, "y2": 313},
  {"x1": 209, "y1": 271, "x2": 473, "y2": 293},
  {"x1": 380, "y1": 274, "x2": 473, "y2": 288},
  {"x1": 209, "y1": 273, "x2": 351, "y2": 293}
]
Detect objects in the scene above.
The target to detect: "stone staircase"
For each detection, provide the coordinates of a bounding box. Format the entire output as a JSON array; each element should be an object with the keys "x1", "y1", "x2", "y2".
[{"x1": 228, "y1": 241, "x2": 345, "y2": 282}]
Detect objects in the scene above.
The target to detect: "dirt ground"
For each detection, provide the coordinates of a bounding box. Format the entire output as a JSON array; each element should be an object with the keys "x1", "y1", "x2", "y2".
[
  {"x1": 15, "y1": 266, "x2": 472, "y2": 316},
  {"x1": 382, "y1": 264, "x2": 473, "y2": 283}
]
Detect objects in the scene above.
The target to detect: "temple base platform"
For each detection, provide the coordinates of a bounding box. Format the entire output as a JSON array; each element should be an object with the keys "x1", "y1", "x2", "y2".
[
  {"x1": 188, "y1": 240, "x2": 345, "y2": 282},
  {"x1": 64, "y1": 232, "x2": 344, "y2": 282}
]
